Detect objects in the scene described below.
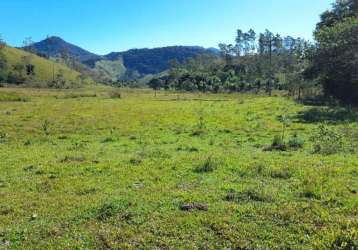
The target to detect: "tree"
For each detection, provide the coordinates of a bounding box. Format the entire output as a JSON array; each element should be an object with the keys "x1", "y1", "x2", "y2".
[
  {"x1": 22, "y1": 37, "x2": 36, "y2": 54},
  {"x1": 311, "y1": 0, "x2": 358, "y2": 104}
]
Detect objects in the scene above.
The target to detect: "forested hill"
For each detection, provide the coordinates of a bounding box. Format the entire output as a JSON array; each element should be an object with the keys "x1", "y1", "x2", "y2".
[
  {"x1": 27, "y1": 37, "x2": 219, "y2": 77},
  {"x1": 105, "y1": 46, "x2": 219, "y2": 75},
  {"x1": 28, "y1": 36, "x2": 102, "y2": 63}
]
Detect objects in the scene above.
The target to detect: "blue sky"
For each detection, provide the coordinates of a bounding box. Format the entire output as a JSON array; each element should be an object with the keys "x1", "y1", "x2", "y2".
[{"x1": 1, "y1": 0, "x2": 334, "y2": 55}]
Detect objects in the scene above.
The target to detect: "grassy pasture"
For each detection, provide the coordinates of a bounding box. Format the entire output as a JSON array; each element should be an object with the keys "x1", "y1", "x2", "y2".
[
  {"x1": 0, "y1": 87, "x2": 357, "y2": 249},
  {"x1": 2, "y1": 46, "x2": 80, "y2": 83}
]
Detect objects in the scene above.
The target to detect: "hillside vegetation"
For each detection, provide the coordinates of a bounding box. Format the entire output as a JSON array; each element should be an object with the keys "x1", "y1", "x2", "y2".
[
  {"x1": 1, "y1": 46, "x2": 80, "y2": 84},
  {"x1": 93, "y1": 60, "x2": 126, "y2": 82}
]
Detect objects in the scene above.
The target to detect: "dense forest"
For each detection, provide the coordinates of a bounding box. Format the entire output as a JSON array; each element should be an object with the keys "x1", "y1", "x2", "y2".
[
  {"x1": 106, "y1": 46, "x2": 218, "y2": 75},
  {"x1": 149, "y1": 0, "x2": 358, "y2": 104}
]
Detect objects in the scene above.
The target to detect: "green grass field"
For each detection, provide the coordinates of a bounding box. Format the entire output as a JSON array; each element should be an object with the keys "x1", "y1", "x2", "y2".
[{"x1": 0, "y1": 87, "x2": 357, "y2": 249}]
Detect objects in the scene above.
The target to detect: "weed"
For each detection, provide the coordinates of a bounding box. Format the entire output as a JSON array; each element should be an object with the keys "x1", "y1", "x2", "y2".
[
  {"x1": 270, "y1": 167, "x2": 292, "y2": 179},
  {"x1": 0, "y1": 132, "x2": 8, "y2": 143},
  {"x1": 226, "y1": 187, "x2": 274, "y2": 203},
  {"x1": 194, "y1": 156, "x2": 220, "y2": 173},
  {"x1": 95, "y1": 199, "x2": 131, "y2": 221},
  {"x1": 310, "y1": 123, "x2": 345, "y2": 155},
  {"x1": 264, "y1": 135, "x2": 287, "y2": 151},
  {"x1": 288, "y1": 133, "x2": 304, "y2": 149},
  {"x1": 61, "y1": 155, "x2": 86, "y2": 163},
  {"x1": 101, "y1": 137, "x2": 115, "y2": 143},
  {"x1": 41, "y1": 120, "x2": 50, "y2": 136}
]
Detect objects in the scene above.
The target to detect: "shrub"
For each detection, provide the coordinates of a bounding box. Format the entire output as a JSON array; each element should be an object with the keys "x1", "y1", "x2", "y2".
[
  {"x1": 310, "y1": 124, "x2": 345, "y2": 155},
  {"x1": 288, "y1": 133, "x2": 304, "y2": 149},
  {"x1": 264, "y1": 135, "x2": 287, "y2": 151}
]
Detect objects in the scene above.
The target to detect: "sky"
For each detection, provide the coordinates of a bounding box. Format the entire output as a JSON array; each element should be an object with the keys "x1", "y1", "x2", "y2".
[{"x1": 1, "y1": 0, "x2": 334, "y2": 55}]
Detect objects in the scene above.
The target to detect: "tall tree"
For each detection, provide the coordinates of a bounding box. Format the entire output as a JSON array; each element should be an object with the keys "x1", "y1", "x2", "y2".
[{"x1": 311, "y1": 0, "x2": 358, "y2": 103}]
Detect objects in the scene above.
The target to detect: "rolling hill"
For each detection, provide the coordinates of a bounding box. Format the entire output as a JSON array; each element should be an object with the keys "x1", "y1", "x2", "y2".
[{"x1": 2, "y1": 46, "x2": 81, "y2": 83}]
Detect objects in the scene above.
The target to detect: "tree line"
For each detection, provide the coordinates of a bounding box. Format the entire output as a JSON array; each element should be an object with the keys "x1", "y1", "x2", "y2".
[
  {"x1": 149, "y1": 0, "x2": 358, "y2": 104},
  {"x1": 149, "y1": 29, "x2": 314, "y2": 97}
]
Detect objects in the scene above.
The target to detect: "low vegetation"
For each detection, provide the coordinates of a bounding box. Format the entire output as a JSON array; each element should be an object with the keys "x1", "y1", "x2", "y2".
[{"x1": 0, "y1": 87, "x2": 357, "y2": 249}]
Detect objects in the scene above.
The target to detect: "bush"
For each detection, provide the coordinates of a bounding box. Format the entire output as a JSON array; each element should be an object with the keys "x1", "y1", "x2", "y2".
[
  {"x1": 310, "y1": 124, "x2": 345, "y2": 155},
  {"x1": 288, "y1": 133, "x2": 304, "y2": 149},
  {"x1": 264, "y1": 135, "x2": 287, "y2": 151}
]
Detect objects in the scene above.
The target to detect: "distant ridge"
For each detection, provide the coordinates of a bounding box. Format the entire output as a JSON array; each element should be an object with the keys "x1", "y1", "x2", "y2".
[{"x1": 28, "y1": 37, "x2": 219, "y2": 79}]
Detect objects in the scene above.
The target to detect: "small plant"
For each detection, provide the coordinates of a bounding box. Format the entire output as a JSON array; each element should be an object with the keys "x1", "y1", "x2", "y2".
[
  {"x1": 194, "y1": 156, "x2": 220, "y2": 173},
  {"x1": 288, "y1": 133, "x2": 304, "y2": 149},
  {"x1": 270, "y1": 167, "x2": 292, "y2": 179},
  {"x1": 277, "y1": 110, "x2": 291, "y2": 142},
  {"x1": 24, "y1": 139, "x2": 32, "y2": 146},
  {"x1": 42, "y1": 120, "x2": 50, "y2": 136},
  {"x1": 310, "y1": 123, "x2": 345, "y2": 155},
  {"x1": 95, "y1": 199, "x2": 131, "y2": 221},
  {"x1": 300, "y1": 179, "x2": 322, "y2": 200},
  {"x1": 101, "y1": 137, "x2": 115, "y2": 143},
  {"x1": 0, "y1": 132, "x2": 8, "y2": 143},
  {"x1": 226, "y1": 186, "x2": 274, "y2": 203},
  {"x1": 264, "y1": 135, "x2": 287, "y2": 151},
  {"x1": 129, "y1": 156, "x2": 142, "y2": 165}
]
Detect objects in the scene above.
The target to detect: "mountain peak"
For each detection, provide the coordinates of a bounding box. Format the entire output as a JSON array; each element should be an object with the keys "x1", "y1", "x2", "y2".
[{"x1": 29, "y1": 36, "x2": 102, "y2": 62}]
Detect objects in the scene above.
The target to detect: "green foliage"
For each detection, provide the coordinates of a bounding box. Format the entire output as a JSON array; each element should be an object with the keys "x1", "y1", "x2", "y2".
[
  {"x1": 148, "y1": 29, "x2": 312, "y2": 94},
  {"x1": 95, "y1": 199, "x2": 131, "y2": 221},
  {"x1": 288, "y1": 133, "x2": 305, "y2": 149},
  {"x1": 41, "y1": 120, "x2": 50, "y2": 136},
  {"x1": 312, "y1": 1, "x2": 358, "y2": 104},
  {"x1": 1, "y1": 46, "x2": 81, "y2": 85},
  {"x1": 194, "y1": 156, "x2": 220, "y2": 173},
  {"x1": 310, "y1": 123, "x2": 345, "y2": 155},
  {"x1": 93, "y1": 59, "x2": 126, "y2": 82},
  {"x1": 0, "y1": 132, "x2": 8, "y2": 143}
]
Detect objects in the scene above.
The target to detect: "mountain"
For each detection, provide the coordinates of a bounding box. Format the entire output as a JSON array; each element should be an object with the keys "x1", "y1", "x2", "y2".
[
  {"x1": 105, "y1": 46, "x2": 217, "y2": 75},
  {"x1": 28, "y1": 36, "x2": 102, "y2": 63},
  {"x1": 2, "y1": 45, "x2": 81, "y2": 83},
  {"x1": 29, "y1": 37, "x2": 219, "y2": 81}
]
